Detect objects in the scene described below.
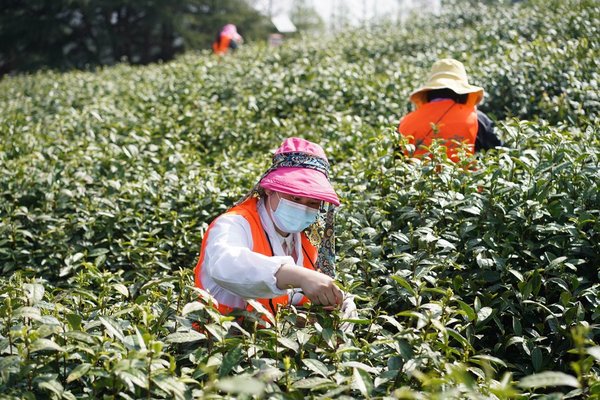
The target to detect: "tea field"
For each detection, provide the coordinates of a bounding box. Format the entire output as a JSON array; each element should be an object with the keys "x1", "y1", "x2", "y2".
[{"x1": 1, "y1": 0, "x2": 599, "y2": 398}]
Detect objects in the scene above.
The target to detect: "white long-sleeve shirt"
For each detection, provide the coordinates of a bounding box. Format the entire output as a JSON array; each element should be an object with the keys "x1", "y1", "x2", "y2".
[{"x1": 200, "y1": 198, "x2": 306, "y2": 309}]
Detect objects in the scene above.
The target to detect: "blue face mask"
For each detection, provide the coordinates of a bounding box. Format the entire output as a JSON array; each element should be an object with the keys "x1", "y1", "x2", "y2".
[{"x1": 271, "y1": 195, "x2": 319, "y2": 233}]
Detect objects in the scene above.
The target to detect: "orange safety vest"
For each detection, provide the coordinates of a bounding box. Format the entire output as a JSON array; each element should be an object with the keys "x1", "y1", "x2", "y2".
[
  {"x1": 397, "y1": 98, "x2": 478, "y2": 162},
  {"x1": 212, "y1": 34, "x2": 232, "y2": 55},
  {"x1": 194, "y1": 197, "x2": 317, "y2": 316}
]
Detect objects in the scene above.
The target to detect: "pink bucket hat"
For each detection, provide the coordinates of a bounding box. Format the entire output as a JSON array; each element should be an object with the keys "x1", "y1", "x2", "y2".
[
  {"x1": 222, "y1": 24, "x2": 242, "y2": 42},
  {"x1": 259, "y1": 137, "x2": 340, "y2": 206}
]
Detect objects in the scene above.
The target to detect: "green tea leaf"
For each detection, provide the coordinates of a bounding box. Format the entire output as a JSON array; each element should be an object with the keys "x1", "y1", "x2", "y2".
[
  {"x1": 390, "y1": 276, "x2": 416, "y2": 297},
  {"x1": 37, "y1": 378, "x2": 64, "y2": 397},
  {"x1": 476, "y1": 307, "x2": 493, "y2": 323},
  {"x1": 152, "y1": 374, "x2": 188, "y2": 400},
  {"x1": 302, "y1": 358, "x2": 330, "y2": 378},
  {"x1": 219, "y1": 346, "x2": 243, "y2": 377},
  {"x1": 470, "y1": 354, "x2": 507, "y2": 368},
  {"x1": 99, "y1": 316, "x2": 125, "y2": 342},
  {"x1": 587, "y1": 346, "x2": 600, "y2": 362},
  {"x1": 66, "y1": 313, "x2": 82, "y2": 330},
  {"x1": 216, "y1": 376, "x2": 266, "y2": 395},
  {"x1": 460, "y1": 206, "x2": 481, "y2": 215},
  {"x1": 518, "y1": 371, "x2": 580, "y2": 389},
  {"x1": 64, "y1": 330, "x2": 97, "y2": 345},
  {"x1": 292, "y1": 377, "x2": 335, "y2": 390},
  {"x1": 113, "y1": 283, "x2": 129, "y2": 297},
  {"x1": 67, "y1": 363, "x2": 92, "y2": 383},
  {"x1": 15, "y1": 306, "x2": 41, "y2": 321},
  {"x1": 23, "y1": 283, "x2": 44, "y2": 304},
  {"x1": 30, "y1": 338, "x2": 65, "y2": 353},
  {"x1": 352, "y1": 367, "x2": 372, "y2": 398},
  {"x1": 341, "y1": 361, "x2": 379, "y2": 374},
  {"x1": 277, "y1": 337, "x2": 299, "y2": 353},
  {"x1": 182, "y1": 301, "x2": 204, "y2": 315},
  {"x1": 165, "y1": 331, "x2": 206, "y2": 343},
  {"x1": 456, "y1": 300, "x2": 477, "y2": 321},
  {"x1": 532, "y1": 347, "x2": 543, "y2": 372}
]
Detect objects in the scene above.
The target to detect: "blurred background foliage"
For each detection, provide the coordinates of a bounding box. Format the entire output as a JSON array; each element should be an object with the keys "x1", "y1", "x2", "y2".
[{"x1": 0, "y1": 0, "x2": 278, "y2": 76}]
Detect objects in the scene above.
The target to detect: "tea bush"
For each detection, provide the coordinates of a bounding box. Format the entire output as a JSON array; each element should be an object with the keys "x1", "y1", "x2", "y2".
[{"x1": 1, "y1": 0, "x2": 598, "y2": 398}]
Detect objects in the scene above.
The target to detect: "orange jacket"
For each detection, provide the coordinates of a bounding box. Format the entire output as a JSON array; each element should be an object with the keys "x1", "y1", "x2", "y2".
[
  {"x1": 397, "y1": 99, "x2": 478, "y2": 162},
  {"x1": 212, "y1": 34, "x2": 232, "y2": 55},
  {"x1": 194, "y1": 197, "x2": 317, "y2": 316}
]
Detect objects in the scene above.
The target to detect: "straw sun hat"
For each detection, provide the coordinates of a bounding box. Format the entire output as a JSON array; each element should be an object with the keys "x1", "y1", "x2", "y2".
[{"x1": 409, "y1": 58, "x2": 485, "y2": 107}]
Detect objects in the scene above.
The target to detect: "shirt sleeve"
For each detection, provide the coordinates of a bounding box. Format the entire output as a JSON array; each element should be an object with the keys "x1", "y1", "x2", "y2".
[
  {"x1": 203, "y1": 214, "x2": 292, "y2": 299},
  {"x1": 475, "y1": 110, "x2": 504, "y2": 152}
]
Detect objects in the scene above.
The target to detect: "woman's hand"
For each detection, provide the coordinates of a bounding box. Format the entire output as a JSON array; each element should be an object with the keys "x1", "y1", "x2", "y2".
[
  {"x1": 301, "y1": 270, "x2": 343, "y2": 306},
  {"x1": 276, "y1": 264, "x2": 343, "y2": 307}
]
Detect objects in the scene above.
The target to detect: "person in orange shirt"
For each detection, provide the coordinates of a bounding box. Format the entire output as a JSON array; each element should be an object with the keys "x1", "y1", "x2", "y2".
[
  {"x1": 397, "y1": 58, "x2": 503, "y2": 162},
  {"x1": 212, "y1": 24, "x2": 243, "y2": 55},
  {"x1": 194, "y1": 137, "x2": 356, "y2": 322}
]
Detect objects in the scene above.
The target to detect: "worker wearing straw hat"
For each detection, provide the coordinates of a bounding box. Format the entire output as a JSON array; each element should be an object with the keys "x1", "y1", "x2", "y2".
[
  {"x1": 397, "y1": 58, "x2": 503, "y2": 161},
  {"x1": 194, "y1": 137, "x2": 356, "y2": 321}
]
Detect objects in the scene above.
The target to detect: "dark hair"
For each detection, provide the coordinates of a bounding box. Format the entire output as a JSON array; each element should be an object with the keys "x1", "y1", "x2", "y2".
[{"x1": 426, "y1": 88, "x2": 468, "y2": 104}]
